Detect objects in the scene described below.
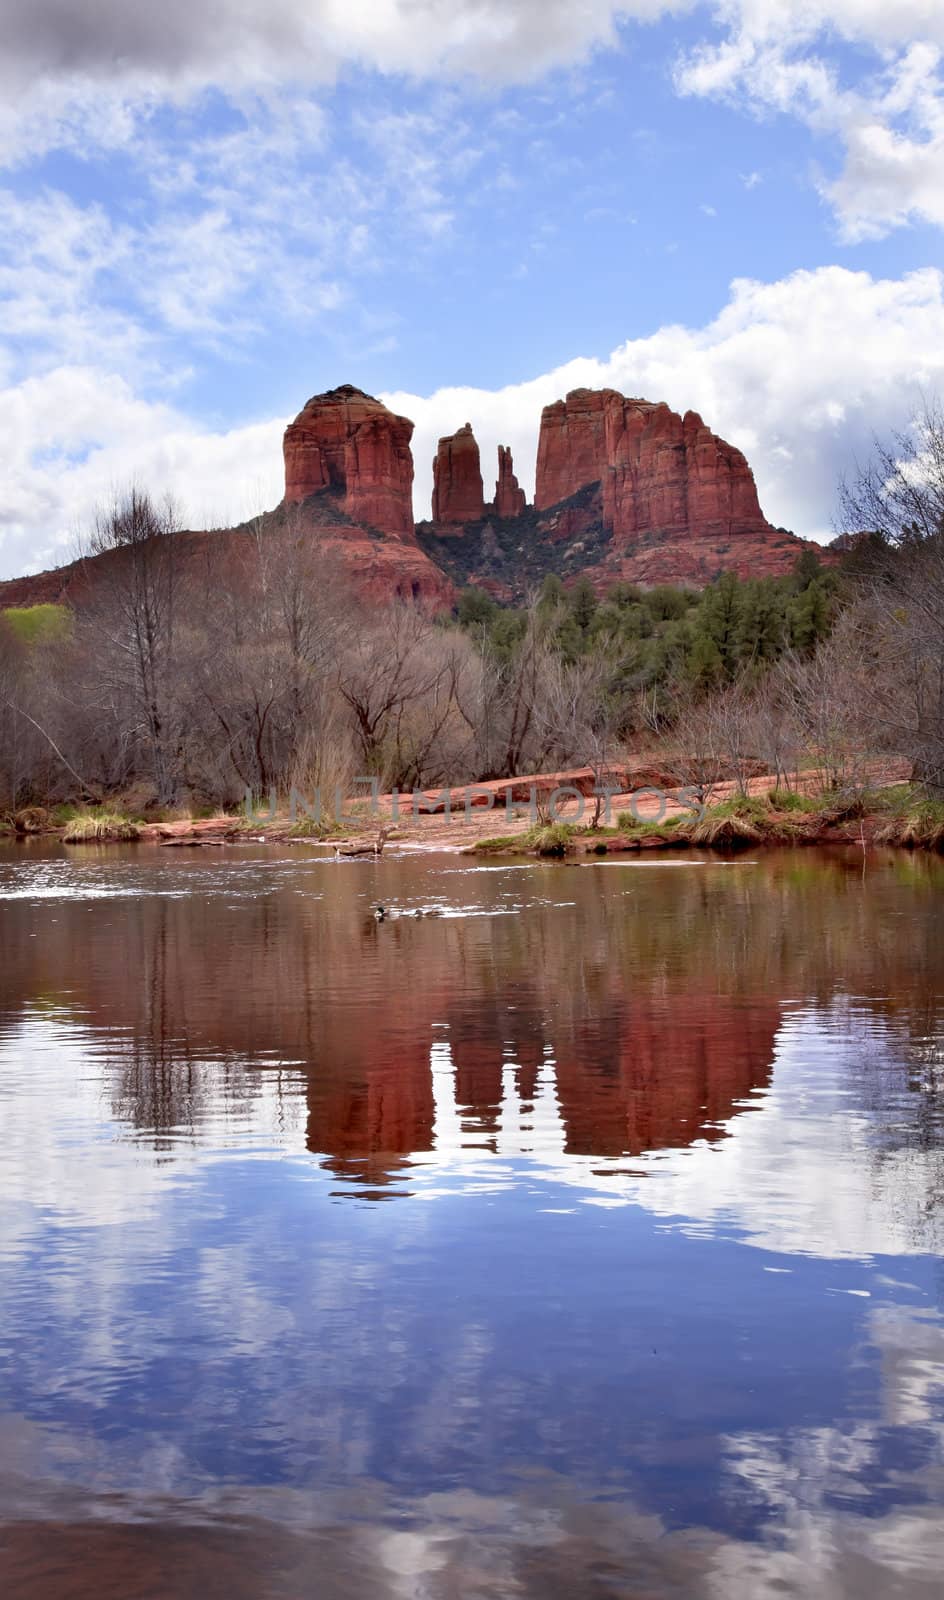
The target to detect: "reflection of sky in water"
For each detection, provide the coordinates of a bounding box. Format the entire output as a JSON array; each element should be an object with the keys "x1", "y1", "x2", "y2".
[{"x1": 1, "y1": 847, "x2": 943, "y2": 1597}]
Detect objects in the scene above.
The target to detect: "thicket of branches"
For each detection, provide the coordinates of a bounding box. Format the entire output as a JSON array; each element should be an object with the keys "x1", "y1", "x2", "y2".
[{"x1": 2, "y1": 401, "x2": 943, "y2": 816}]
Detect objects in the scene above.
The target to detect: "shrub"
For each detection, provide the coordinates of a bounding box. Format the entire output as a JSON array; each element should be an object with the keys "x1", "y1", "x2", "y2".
[{"x1": 876, "y1": 791, "x2": 944, "y2": 851}]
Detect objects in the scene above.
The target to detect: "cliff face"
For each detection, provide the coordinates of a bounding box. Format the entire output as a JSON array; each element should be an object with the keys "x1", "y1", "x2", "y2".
[
  {"x1": 283, "y1": 385, "x2": 415, "y2": 541},
  {"x1": 535, "y1": 388, "x2": 614, "y2": 511},
  {"x1": 278, "y1": 384, "x2": 451, "y2": 602},
  {"x1": 535, "y1": 387, "x2": 769, "y2": 545}
]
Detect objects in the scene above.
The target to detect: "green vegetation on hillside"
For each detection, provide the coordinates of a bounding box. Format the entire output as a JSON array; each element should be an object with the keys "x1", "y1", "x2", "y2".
[
  {"x1": 453, "y1": 552, "x2": 838, "y2": 729},
  {"x1": 1, "y1": 604, "x2": 72, "y2": 647}
]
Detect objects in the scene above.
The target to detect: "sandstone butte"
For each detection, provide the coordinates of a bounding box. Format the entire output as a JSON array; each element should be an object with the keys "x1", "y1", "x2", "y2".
[
  {"x1": 0, "y1": 382, "x2": 828, "y2": 615},
  {"x1": 535, "y1": 388, "x2": 770, "y2": 545}
]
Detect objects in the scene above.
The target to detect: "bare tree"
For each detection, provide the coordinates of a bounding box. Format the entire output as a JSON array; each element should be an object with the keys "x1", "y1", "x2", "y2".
[
  {"x1": 337, "y1": 603, "x2": 469, "y2": 788},
  {"x1": 839, "y1": 399, "x2": 944, "y2": 791},
  {"x1": 745, "y1": 670, "x2": 802, "y2": 792},
  {"x1": 532, "y1": 649, "x2": 623, "y2": 823},
  {"x1": 777, "y1": 612, "x2": 875, "y2": 793},
  {"x1": 839, "y1": 397, "x2": 944, "y2": 547},
  {"x1": 79, "y1": 487, "x2": 183, "y2": 805}
]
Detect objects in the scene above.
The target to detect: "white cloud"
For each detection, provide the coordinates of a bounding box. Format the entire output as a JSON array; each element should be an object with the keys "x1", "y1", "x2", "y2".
[
  {"x1": 676, "y1": 6, "x2": 944, "y2": 239},
  {"x1": 0, "y1": 367, "x2": 284, "y2": 576},
  {"x1": 0, "y1": 2, "x2": 941, "y2": 247},
  {"x1": 2, "y1": 265, "x2": 943, "y2": 579}
]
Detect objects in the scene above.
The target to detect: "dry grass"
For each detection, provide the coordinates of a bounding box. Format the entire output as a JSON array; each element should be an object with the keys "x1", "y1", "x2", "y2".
[
  {"x1": 875, "y1": 793, "x2": 944, "y2": 851},
  {"x1": 689, "y1": 810, "x2": 765, "y2": 848},
  {"x1": 12, "y1": 806, "x2": 52, "y2": 835},
  {"x1": 63, "y1": 812, "x2": 141, "y2": 843}
]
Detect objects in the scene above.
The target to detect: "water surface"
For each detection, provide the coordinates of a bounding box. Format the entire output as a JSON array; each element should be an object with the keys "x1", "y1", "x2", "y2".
[{"x1": 1, "y1": 842, "x2": 943, "y2": 1597}]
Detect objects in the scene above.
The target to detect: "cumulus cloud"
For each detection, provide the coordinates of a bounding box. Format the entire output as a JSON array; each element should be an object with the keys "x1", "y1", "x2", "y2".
[
  {"x1": 2, "y1": 266, "x2": 943, "y2": 580},
  {"x1": 0, "y1": 1, "x2": 669, "y2": 96},
  {"x1": 0, "y1": 367, "x2": 284, "y2": 576}
]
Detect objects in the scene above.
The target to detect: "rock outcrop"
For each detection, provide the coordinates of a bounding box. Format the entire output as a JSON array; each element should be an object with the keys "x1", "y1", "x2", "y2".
[
  {"x1": 418, "y1": 385, "x2": 815, "y2": 599},
  {"x1": 432, "y1": 423, "x2": 485, "y2": 524},
  {"x1": 537, "y1": 385, "x2": 774, "y2": 544},
  {"x1": 534, "y1": 387, "x2": 768, "y2": 547},
  {"x1": 283, "y1": 385, "x2": 415, "y2": 540},
  {"x1": 535, "y1": 389, "x2": 613, "y2": 511},
  {"x1": 493, "y1": 445, "x2": 526, "y2": 519},
  {"x1": 602, "y1": 398, "x2": 769, "y2": 545}
]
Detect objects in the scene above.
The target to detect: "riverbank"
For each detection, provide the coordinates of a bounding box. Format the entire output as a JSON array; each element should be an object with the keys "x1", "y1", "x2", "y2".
[{"x1": 5, "y1": 760, "x2": 942, "y2": 855}]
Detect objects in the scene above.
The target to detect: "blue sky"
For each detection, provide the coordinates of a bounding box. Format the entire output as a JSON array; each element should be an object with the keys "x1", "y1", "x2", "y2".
[{"x1": 1, "y1": 1, "x2": 943, "y2": 575}]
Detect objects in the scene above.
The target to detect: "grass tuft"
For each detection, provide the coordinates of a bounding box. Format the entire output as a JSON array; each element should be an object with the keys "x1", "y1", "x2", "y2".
[
  {"x1": 875, "y1": 789, "x2": 944, "y2": 851},
  {"x1": 63, "y1": 812, "x2": 141, "y2": 843},
  {"x1": 288, "y1": 816, "x2": 336, "y2": 839},
  {"x1": 768, "y1": 788, "x2": 819, "y2": 813},
  {"x1": 614, "y1": 811, "x2": 683, "y2": 837},
  {"x1": 523, "y1": 821, "x2": 574, "y2": 857},
  {"x1": 690, "y1": 810, "x2": 765, "y2": 849}
]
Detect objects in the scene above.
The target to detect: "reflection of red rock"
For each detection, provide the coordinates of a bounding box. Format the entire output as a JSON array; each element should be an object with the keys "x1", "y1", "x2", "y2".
[
  {"x1": 555, "y1": 997, "x2": 778, "y2": 1157},
  {"x1": 284, "y1": 385, "x2": 415, "y2": 540},
  {"x1": 309, "y1": 1056, "x2": 436, "y2": 1190},
  {"x1": 493, "y1": 445, "x2": 526, "y2": 519},
  {"x1": 432, "y1": 424, "x2": 486, "y2": 523},
  {"x1": 2, "y1": 876, "x2": 784, "y2": 1192}
]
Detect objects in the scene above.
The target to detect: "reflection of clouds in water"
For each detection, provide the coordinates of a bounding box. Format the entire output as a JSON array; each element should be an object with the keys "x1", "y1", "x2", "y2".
[
  {"x1": 0, "y1": 1014, "x2": 308, "y2": 1243},
  {"x1": 1, "y1": 1008, "x2": 943, "y2": 1594},
  {"x1": 3, "y1": 1002, "x2": 943, "y2": 1266},
  {"x1": 623, "y1": 1006, "x2": 944, "y2": 1261},
  {"x1": 2, "y1": 1420, "x2": 944, "y2": 1599},
  {"x1": 0, "y1": 856, "x2": 321, "y2": 903},
  {"x1": 417, "y1": 1012, "x2": 944, "y2": 1260}
]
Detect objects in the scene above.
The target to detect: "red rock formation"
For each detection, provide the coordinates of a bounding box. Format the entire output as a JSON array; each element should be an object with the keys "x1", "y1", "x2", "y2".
[
  {"x1": 283, "y1": 384, "x2": 415, "y2": 540},
  {"x1": 492, "y1": 445, "x2": 526, "y2": 518},
  {"x1": 534, "y1": 386, "x2": 769, "y2": 547},
  {"x1": 0, "y1": 382, "x2": 824, "y2": 619},
  {"x1": 432, "y1": 423, "x2": 485, "y2": 523},
  {"x1": 535, "y1": 388, "x2": 614, "y2": 510},
  {"x1": 602, "y1": 398, "x2": 768, "y2": 544}
]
